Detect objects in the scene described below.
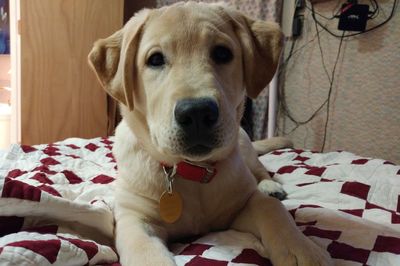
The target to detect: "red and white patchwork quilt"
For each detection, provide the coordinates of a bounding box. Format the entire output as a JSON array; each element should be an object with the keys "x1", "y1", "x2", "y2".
[{"x1": 0, "y1": 137, "x2": 399, "y2": 265}]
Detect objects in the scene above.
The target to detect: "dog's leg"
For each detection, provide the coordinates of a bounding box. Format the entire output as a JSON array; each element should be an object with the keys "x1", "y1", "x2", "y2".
[
  {"x1": 252, "y1": 137, "x2": 293, "y2": 156},
  {"x1": 251, "y1": 136, "x2": 293, "y2": 199},
  {"x1": 251, "y1": 157, "x2": 287, "y2": 200},
  {"x1": 231, "y1": 191, "x2": 333, "y2": 266},
  {"x1": 115, "y1": 207, "x2": 176, "y2": 266},
  {"x1": 239, "y1": 129, "x2": 287, "y2": 199}
]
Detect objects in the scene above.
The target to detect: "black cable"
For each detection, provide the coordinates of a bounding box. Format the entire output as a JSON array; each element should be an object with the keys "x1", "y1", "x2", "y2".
[
  {"x1": 282, "y1": 8, "x2": 339, "y2": 136},
  {"x1": 277, "y1": 5, "x2": 344, "y2": 136},
  {"x1": 282, "y1": 37, "x2": 297, "y2": 68},
  {"x1": 369, "y1": 0, "x2": 380, "y2": 19},
  {"x1": 321, "y1": 31, "x2": 345, "y2": 152},
  {"x1": 311, "y1": 0, "x2": 398, "y2": 38},
  {"x1": 332, "y1": 0, "x2": 344, "y2": 18},
  {"x1": 277, "y1": 33, "x2": 330, "y2": 135},
  {"x1": 277, "y1": 25, "x2": 331, "y2": 132},
  {"x1": 278, "y1": 24, "x2": 327, "y2": 78},
  {"x1": 277, "y1": 3, "x2": 342, "y2": 133},
  {"x1": 314, "y1": 17, "x2": 332, "y2": 83},
  {"x1": 305, "y1": 4, "x2": 337, "y2": 20}
]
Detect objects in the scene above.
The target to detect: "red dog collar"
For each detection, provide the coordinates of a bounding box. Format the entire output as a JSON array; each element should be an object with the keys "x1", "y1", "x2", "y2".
[{"x1": 161, "y1": 161, "x2": 217, "y2": 183}]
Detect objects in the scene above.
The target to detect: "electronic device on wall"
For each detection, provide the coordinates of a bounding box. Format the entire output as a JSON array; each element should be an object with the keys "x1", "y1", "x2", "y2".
[
  {"x1": 338, "y1": 2, "x2": 369, "y2": 31},
  {"x1": 309, "y1": 0, "x2": 397, "y2": 37}
]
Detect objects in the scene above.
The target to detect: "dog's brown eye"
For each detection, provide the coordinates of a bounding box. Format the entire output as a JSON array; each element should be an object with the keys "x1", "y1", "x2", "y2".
[
  {"x1": 147, "y1": 52, "x2": 165, "y2": 67},
  {"x1": 211, "y1": 46, "x2": 233, "y2": 64}
]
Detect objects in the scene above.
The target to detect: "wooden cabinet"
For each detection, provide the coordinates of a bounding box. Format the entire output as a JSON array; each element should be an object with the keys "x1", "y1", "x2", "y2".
[{"x1": 17, "y1": 0, "x2": 123, "y2": 145}]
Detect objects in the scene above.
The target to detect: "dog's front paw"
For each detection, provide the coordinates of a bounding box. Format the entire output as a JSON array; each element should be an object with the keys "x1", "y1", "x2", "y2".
[
  {"x1": 121, "y1": 252, "x2": 176, "y2": 266},
  {"x1": 270, "y1": 237, "x2": 333, "y2": 266},
  {"x1": 118, "y1": 236, "x2": 177, "y2": 266},
  {"x1": 258, "y1": 179, "x2": 287, "y2": 200}
]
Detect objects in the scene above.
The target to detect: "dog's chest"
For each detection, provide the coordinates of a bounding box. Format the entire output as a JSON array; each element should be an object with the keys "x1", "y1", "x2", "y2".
[{"x1": 165, "y1": 159, "x2": 257, "y2": 239}]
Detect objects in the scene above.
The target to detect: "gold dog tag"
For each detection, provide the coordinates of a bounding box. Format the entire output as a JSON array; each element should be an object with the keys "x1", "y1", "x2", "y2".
[{"x1": 159, "y1": 190, "x2": 183, "y2": 224}]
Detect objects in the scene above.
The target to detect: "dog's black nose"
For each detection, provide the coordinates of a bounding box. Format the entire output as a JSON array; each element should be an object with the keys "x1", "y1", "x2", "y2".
[{"x1": 174, "y1": 98, "x2": 219, "y2": 133}]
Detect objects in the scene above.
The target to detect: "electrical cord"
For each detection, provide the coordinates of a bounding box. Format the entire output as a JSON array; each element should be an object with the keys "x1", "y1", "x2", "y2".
[
  {"x1": 278, "y1": 23, "x2": 346, "y2": 144},
  {"x1": 277, "y1": 34, "x2": 329, "y2": 135},
  {"x1": 277, "y1": 25, "x2": 331, "y2": 135},
  {"x1": 282, "y1": 8, "x2": 339, "y2": 138},
  {"x1": 280, "y1": 38, "x2": 297, "y2": 71},
  {"x1": 369, "y1": 0, "x2": 380, "y2": 19},
  {"x1": 320, "y1": 31, "x2": 345, "y2": 152},
  {"x1": 314, "y1": 18, "x2": 333, "y2": 83},
  {"x1": 277, "y1": 3, "x2": 339, "y2": 134},
  {"x1": 278, "y1": 24, "x2": 326, "y2": 78},
  {"x1": 305, "y1": 4, "x2": 337, "y2": 20}
]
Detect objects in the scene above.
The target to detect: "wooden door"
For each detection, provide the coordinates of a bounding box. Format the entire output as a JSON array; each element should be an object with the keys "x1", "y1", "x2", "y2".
[{"x1": 20, "y1": 0, "x2": 123, "y2": 145}]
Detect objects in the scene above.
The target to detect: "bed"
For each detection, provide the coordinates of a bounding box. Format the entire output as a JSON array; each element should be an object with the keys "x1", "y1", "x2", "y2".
[{"x1": 0, "y1": 137, "x2": 399, "y2": 265}]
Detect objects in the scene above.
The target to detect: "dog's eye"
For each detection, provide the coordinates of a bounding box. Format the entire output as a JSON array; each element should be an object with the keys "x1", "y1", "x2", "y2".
[
  {"x1": 211, "y1": 46, "x2": 233, "y2": 64},
  {"x1": 147, "y1": 52, "x2": 165, "y2": 67}
]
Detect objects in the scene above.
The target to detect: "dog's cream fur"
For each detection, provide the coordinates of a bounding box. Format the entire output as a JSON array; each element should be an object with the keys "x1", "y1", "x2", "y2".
[{"x1": 89, "y1": 2, "x2": 333, "y2": 265}]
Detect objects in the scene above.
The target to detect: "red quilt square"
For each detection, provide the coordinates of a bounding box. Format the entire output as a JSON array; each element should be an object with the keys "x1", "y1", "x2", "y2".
[
  {"x1": 186, "y1": 256, "x2": 227, "y2": 266},
  {"x1": 327, "y1": 241, "x2": 370, "y2": 263},
  {"x1": 303, "y1": 226, "x2": 341, "y2": 240},
  {"x1": 340, "y1": 182, "x2": 370, "y2": 200},
  {"x1": 373, "y1": 235, "x2": 400, "y2": 254},
  {"x1": 231, "y1": 248, "x2": 272, "y2": 265}
]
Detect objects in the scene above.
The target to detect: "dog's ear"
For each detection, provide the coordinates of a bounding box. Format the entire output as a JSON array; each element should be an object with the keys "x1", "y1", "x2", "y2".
[
  {"x1": 88, "y1": 9, "x2": 150, "y2": 110},
  {"x1": 228, "y1": 10, "x2": 283, "y2": 98}
]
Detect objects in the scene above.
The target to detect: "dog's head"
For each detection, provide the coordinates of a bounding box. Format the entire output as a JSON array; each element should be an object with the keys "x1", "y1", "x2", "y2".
[{"x1": 89, "y1": 2, "x2": 282, "y2": 163}]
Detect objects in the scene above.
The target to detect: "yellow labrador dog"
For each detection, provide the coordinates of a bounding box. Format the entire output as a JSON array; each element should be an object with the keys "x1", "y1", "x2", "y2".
[{"x1": 89, "y1": 2, "x2": 332, "y2": 265}]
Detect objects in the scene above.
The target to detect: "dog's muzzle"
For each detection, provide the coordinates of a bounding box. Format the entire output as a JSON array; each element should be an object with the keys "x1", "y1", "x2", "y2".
[{"x1": 174, "y1": 97, "x2": 219, "y2": 155}]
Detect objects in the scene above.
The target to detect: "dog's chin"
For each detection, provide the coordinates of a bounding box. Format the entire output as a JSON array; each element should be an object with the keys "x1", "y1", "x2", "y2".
[
  {"x1": 157, "y1": 142, "x2": 233, "y2": 163},
  {"x1": 154, "y1": 143, "x2": 211, "y2": 162},
  {"x1": 154, "y1": 133, "x2": 234, "y2": 162},
  {"x1": 182, "y1": 143, "x2": 236, "y2": 162},
  {"x1": 184, "y1": 145, "x2": 213, "y2": 160}
]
